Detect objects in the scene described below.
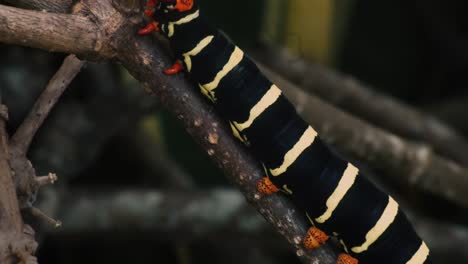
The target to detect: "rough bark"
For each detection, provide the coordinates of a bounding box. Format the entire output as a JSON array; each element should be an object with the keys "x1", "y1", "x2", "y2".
[
  {"x1": 0, "y1": 106, "x2": 37, "y2": 264},
  {"x1": 4, "y1": 0, "x2": 73, "y2": 13},
  {"x1": 0, "y1": 4, "x2": 112, "y2": 58},
  {"x1": 9, "y1": 55, "x2": 85, "y2": 208}
]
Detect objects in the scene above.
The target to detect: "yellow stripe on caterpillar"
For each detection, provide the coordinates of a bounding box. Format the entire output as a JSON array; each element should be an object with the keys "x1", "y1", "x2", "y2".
[
  {"x1": 183, "y1": 35, "x2": 214, "y2": 72},
  {"x1": 351, "y1": 196, "x2": 399, "y2": 254},
  {"x1": 270, "y1": 126, "x2": 318, "y2": 176},
  {"x1": 233, "y1": 85, "x2": 282, "y2": 131},
  {"x1": 315, "y1": 163, "x2": 359, "y2": 224},
  {"x1": 200, "y1": 47, "x2": 244, "y2": 101},
  {"x1": 168, "y1": 10, "x2": 200, "y2": 37},
  {"x1": 406, "y1": 242, "x2": 429, "y2": 264}
]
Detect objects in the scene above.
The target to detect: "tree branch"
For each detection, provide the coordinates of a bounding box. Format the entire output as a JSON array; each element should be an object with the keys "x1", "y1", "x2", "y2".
[
  {"x1": 0, "y1": 106, "x2": 37, "y2": 264},
  {"x1": 252, "y1": 44, "x2": 468, "y2": 166},
  {"x1": 0, "y1": 4, "x2": 112, "y2": 58},
  {"x1": 3, "y1": 0, "x2": 73, "y2": 13},
  {"x1": 57, "y1": 189, "x2": 269, "y2": 236},
  {"x1": 10, "y1": 55, "x2": 85, "y2": 154},
  {"x1": 428, "y1": 97, "x2": 468, "y2": 137},
  {"x1": 7, "y1": 55, "x2": 84, "y2": 209},
  {"x1": 53, "y1": 189, "x2": 468, "y2": 262}
]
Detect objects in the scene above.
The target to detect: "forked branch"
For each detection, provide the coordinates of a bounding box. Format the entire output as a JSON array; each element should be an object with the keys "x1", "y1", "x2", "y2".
[{"x1": 10, "y1": 55, "x2": 85, "y2": 154}]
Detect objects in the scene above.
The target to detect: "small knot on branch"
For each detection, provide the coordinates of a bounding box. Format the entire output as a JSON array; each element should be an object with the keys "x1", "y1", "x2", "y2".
[
  {"x1": 0, "y1": 104, "x2": 8, "y2": 121},
  {"x1": 28, "y1": 207, "x2": 62, "y2": 229},
  {"x1": 35, "y1": 173, "x2": 58, "y2": 187}
]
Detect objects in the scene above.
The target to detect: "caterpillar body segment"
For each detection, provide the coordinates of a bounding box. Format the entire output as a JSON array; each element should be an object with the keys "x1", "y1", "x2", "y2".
[{"x1": 140, "y1": 1, "x2": 432, "y2": 263}]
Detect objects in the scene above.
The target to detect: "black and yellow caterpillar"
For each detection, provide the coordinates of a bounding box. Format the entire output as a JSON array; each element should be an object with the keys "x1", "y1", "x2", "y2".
[{"x1": 138, "y1": 1, "x2": 432, "y2": 263}]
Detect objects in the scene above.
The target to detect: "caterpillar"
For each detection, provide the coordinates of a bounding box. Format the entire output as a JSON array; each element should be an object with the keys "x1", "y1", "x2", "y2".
[{"x1": 138, "y1": 1, "x2": 432, "y2": 263}]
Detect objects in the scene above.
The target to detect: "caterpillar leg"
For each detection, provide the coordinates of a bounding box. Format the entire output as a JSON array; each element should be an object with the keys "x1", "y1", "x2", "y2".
[
  {"x1": 138, "y1": 21, "x2": 160, "y2": 35},
  {"x1": 174, "y1": 0, "x2": 194, "y2": 12},
  {"x1": 146, "y1": 0, "x2": 157, "y2": 7},
  {"x1": 144, "y1": 9, "x2": 155, "y2": 18},
  {"x1": 164, "y1": 60, "x2": 184, "y2": 75},
  {"x1": 303, "y1": 227, "x2": 329, "y2": 249},
  {"x1": 257, "y1": 177, "x2": 279, "y2": 195},
  {"x1": 336, "y1": 253, "x2": 358, "y2": 264},
  {"x1": 143, "y1": 0, "x2": 157, "y2": 18}
]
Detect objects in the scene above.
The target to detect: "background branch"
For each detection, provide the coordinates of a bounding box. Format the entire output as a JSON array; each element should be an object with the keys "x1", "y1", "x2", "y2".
[
  {"x1": 53, "y1": 189, "x2": 468, "y2": 263},
  {"x1": 125, "y1": 123, "x2": 196, "y2": 190},
  {"x1": 7, "y1": 55, "x2": 84, "y2": 208},
  {"x1": 10, "y1": 55, "x2": 85, "y2": 154},
  {"x1": 253, "y1": 44, "x2": 468, "y2": 166}
]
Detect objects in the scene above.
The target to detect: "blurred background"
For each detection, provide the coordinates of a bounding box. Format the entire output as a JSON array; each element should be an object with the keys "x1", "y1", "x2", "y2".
[{"x1": 1, "y1": 0, "x2": 468, "y2": 263}]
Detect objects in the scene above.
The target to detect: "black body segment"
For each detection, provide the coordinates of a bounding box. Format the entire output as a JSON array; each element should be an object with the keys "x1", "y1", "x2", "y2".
[{"x1": 154, "y1": 4, "x2": 432, "y2": 263}]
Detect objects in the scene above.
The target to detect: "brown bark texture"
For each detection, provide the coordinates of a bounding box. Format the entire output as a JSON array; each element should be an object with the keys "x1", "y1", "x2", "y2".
[{"x1": 0, "y1": 106, "x2": 38, "y2": 264}]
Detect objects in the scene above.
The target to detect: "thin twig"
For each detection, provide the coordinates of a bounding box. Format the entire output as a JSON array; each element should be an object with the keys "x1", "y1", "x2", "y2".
[
  {"x1": 28, "y1": 207, "x2": 62, "y2": 229},
  {"x1": 35, "y1": 173, "x2": 58, "y2": 187},
  {"x1": 10, "y1": 55, "x2": 85, "y2": 154}
]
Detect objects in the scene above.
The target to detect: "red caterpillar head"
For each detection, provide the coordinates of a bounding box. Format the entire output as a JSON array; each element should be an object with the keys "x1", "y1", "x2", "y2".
[{"x1": 156, "y1": 0, "x2": 194, "y2": 12}]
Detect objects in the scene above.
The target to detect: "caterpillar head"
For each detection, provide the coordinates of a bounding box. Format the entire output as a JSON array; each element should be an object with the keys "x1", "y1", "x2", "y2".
[{"x1": 156, "y1": 0, "x2": 196, "y2": 13}]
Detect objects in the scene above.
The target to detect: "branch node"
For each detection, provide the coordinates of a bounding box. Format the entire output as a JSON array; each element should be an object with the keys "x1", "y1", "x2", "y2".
[
  {"x1": 0, "y1": 104, "x2": 8, "y2": 121},
  {"x1": 35, "y1": 173, "x2": 58, "y2": 187},
  {"x1": 28, "y1": 207, "x2": 62, "y2": 229}
]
